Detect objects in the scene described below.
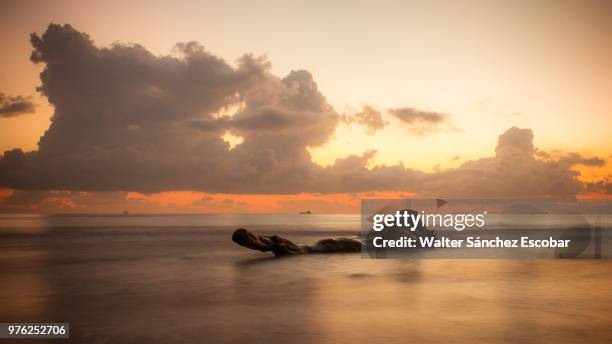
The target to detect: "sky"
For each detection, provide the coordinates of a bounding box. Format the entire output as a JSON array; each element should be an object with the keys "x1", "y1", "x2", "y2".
[{"x1": 0, "y1": 0, "x2": 610, "y2": 213}]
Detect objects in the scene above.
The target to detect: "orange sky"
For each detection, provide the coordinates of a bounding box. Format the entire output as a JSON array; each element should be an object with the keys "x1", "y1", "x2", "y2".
[{"x1": 0, "y1": 0, "x2": 610, "y2": 213}]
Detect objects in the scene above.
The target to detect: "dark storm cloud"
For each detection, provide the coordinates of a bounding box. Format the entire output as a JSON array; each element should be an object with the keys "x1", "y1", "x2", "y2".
[
  {"x1": 0, "y1": 24, "x2": 606, "y2": 198},
  {"x1": 388, "y1": 107, "x2": 453, "y2": 134},
  {"x1": 0, "y1": 93, "x2": 36, "y2": 117}
]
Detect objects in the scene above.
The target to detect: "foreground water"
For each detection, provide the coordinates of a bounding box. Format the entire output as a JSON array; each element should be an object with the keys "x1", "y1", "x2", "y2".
[{"x1": 1, "y1": 214, "x2": 611, "y2": 343}]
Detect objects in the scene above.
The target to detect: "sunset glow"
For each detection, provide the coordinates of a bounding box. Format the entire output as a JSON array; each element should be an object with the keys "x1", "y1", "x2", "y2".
[{"x1": 1, "y1": 0, "x2": 610, "y2": 213}]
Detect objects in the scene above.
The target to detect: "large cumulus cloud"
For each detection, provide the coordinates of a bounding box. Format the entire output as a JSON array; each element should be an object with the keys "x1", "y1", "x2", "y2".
[
  {"x1": 0, "y1": 24, "x2": 342, "y2": 194},
  {"x1": 417, "y1": 127, "x2": 606, "y2": 198},
  {"x1": 0, "y1": 24, "x2": 607, "y2": 198}
]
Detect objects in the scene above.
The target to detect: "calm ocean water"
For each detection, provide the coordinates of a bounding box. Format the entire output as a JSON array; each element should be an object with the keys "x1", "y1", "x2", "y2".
[{"x1": 1, "y1": 214, "x2": 611, "y2": 343}]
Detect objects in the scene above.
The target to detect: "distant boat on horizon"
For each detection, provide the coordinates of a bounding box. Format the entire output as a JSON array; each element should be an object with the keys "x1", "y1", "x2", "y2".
[
  {"x1": 123, "y1": 210, "x2": 129, "y2": 215},
  {"x1": 299, "y1": 210, "x2": 312, "y2": 215}
]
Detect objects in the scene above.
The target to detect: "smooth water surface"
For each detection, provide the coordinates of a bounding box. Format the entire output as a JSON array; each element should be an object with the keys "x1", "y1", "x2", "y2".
[{"x1": 1, "y1": 214, "x2": 610, "y2": 343}]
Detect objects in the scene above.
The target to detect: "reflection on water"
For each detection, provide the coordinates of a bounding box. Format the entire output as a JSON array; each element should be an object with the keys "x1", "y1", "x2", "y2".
[{"x1": 0, "y1": 215, "x2": 611, "y2": 343}]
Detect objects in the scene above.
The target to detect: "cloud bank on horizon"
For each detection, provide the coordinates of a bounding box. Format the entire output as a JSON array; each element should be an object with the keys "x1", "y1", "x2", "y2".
[{"x1": 0, "y1": 24, "x2": 609, "y2": 200}]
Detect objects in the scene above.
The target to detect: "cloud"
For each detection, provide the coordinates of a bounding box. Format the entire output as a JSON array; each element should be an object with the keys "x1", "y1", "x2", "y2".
[
  {"x1": 0, "y1": 24, "x2": 339, "y2": 194},
  {"x1": 0, "y1": 24, "x2": 608, "y2": 200},
  {"x1": 415, "y1": 127, "x2": 594, "y2": 198},
  {"x1": 585, "y1": 180, "x2": 612, "y2": 195},
  {"x1": 388, "y1": 107, "x2": 456, "y2": 134},
  {"x1": 307, "y1": 127, "x2": 609, "y2": 198},
  {"x1": 342, "y1": 105, "x2": 387, "y2": 134},
  {"x1": 389, "y1": 107, "x2": 447, "y2": 124},
  {"x1": 0, "y1": 93, "x2": 36, "y2": 117},
  {"x1": 545, "y1": 152, "x2": 605, "y2": 167}
]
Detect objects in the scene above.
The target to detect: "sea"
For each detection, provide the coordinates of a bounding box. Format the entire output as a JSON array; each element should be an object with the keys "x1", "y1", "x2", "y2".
[{"x1": 0, "y1": 214, "x2": 611, "y2": 343}]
